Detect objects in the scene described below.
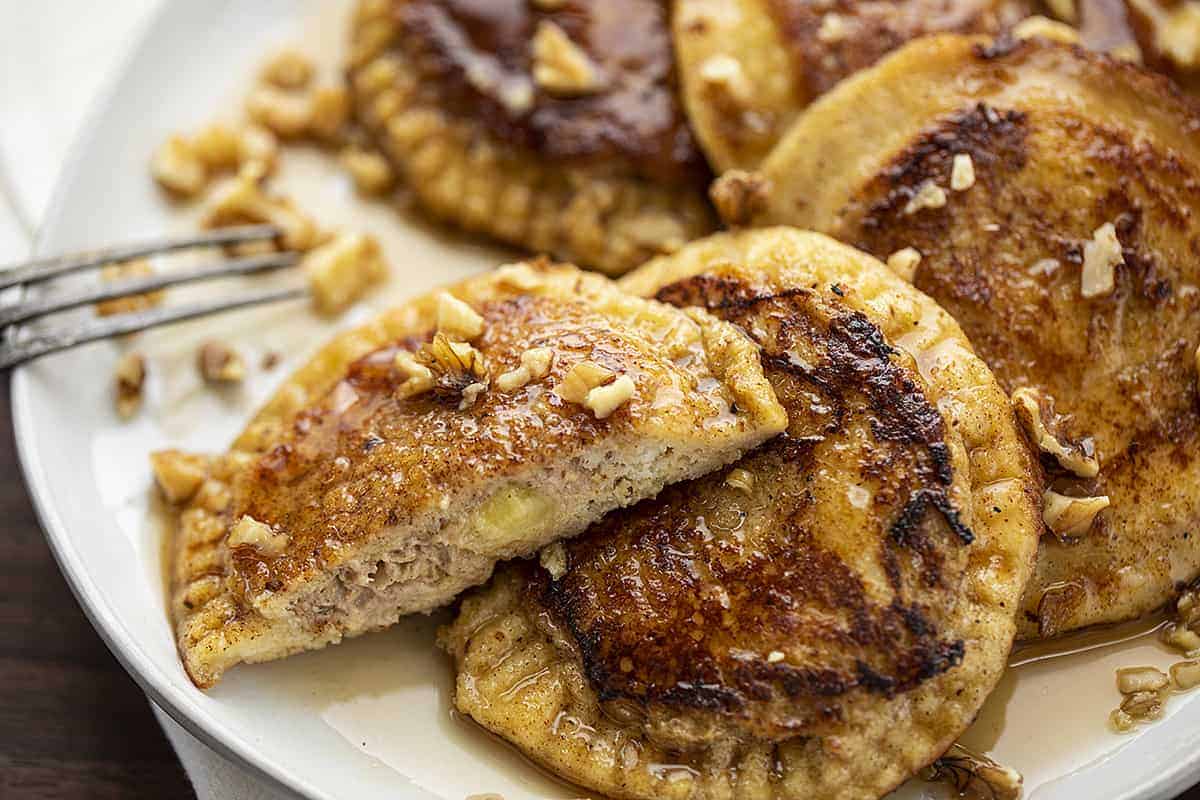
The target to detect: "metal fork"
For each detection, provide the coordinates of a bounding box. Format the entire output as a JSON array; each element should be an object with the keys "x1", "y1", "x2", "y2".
[{"x1": 0, "y1": 224, "x2": 309, "y2": 369}]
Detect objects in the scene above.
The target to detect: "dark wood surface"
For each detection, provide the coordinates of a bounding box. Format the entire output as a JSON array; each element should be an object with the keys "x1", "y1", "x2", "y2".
[
  {"x1": 1, "y1": 369, "x2": 1199, "y2": 800},
  {"x1": 0, "y1": 374, "x2": 194, "y2": 800}
]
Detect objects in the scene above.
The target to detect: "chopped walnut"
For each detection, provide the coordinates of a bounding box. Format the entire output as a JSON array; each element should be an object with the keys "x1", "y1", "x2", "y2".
[
  {"x1": 436, "y1": 292, "x2": 485, "y2": 341},
  {"x1": 303, "y1": 232, "x2": 386, "y2": 314},
  {"x1": 496, "y1": 347, "x2": 555, "y2": 392},
  {"x1": 1172, "y1": 660, "x2": 1200, "y2": 690},
  {"x1": 698, "y1": 54, "x2": 753, "y2": 105},
  {"x1": 1013, "y1": 15, "x2": 1082, "y2": 43},
  {"x1": 540, "y1": 541, "x2": 568, "y2": 579},
  {"x1": 261, "y1": 49, "x2": 314, "y2": 90},
  {"x1": 150, "y1": 450, "x2": 209, "y2": 504},
  {"x1": 1081, "y1": 222, "x2": 1123, "y2": 299},
  {"x1": 710, "y1": 170, "x2": 770, "y2": 227},
  {"x1": 237, "y1": 124, "x2": 280, "y2": 176},
  {"x1": 394, "y1": 350, "x2": 435, "y2": 399},
  {"x1": 950, "y1": 153, "x2": 976, "y2": 191},
  {"x1": 495, "y1": 262, "x2": 544, "y2": 292},
  {"x1": 197, "y1": 341, "x2": 246, "y2": 384},
  {"x1": 203, "y1": 170, "x2": 321, "y2": 251},
  {"x1": 766, "y1": 650, "x2": 785, "y2": 663},
  {"x1": 584, "y1": 374, "x2": 636, "y2": 419},
  {"x1": 308, "y1": 86, "x2": 351, "y2": 142},
  {"x1": 816, "y1": 13, "x2": 849, "y2": 43},
  {"x1": 150, "y1": 135, "x2": 207, "y2": 198},
  {"x1": 1162, "y1": 581, "x2": 1200, "y2": 656},
  {"x1": 1042, "y1": 489, "x2": 1109, "y2": 539},
  {"x1": 531, "y1": 21, "x2": 604, "y2": 96},
  {"x1": 459, "y1": 381, "x2": 489, "y2": 410},
  {"x1": 903, "y1": 180, "x2": 947, "y2": 215},
  {"x1": 191, "y1": 123, "x2": 244, "y2": 171},
  {"x1": 114, "y1": 352, "x2": 146, "y2": 419},
  {"x1": 246, "y1": 85, "x2": 313, "y2": 139},
  {"x1": 420, "y1": 332, "x2": 490, "y2": 403},
  {"x1": 95, "y1": 259, "x2": 165, "y2": 317},
  {"x1": 340, "y1": 146, "x2": 394, "y2": 195},
  {"x1": 921, "y1": 744, "x2": 1022, "y2": 800},
  {"x1": 1116, "y1": 666, "x2": 1169, "y2": 694},
  {"x1": 554, "y1": 360, "x2": 614, "y2": 405},
  {"x1": 1011, "y1": 387, "x2": 1099, "y2": 477},
  {"x1": 227, "y1": 515, "x2": 290, "y2": 556},
  {"x1": 725, "y1": 468, "x2": 755, "y2": 494},
  {"x1": 886, "y1": 247, "x2": 922, "y2": 282}
]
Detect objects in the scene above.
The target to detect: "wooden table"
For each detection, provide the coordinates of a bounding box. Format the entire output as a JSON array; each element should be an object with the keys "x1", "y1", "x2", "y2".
[
  {"x1": 2, "y1": 364, "x2": 1200, "y2": 800},
  {"x1": 0, "y1": 374, "x2": 193, "y2": 799}
]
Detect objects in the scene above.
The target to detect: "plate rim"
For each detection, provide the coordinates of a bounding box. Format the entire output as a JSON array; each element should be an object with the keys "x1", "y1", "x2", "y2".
[
  {"x1": 9, "y1": 1, "x2": 325, "y2": 797},
  {"x1": 10, "y1": 3, "x2": 1200, "y2": 800}
]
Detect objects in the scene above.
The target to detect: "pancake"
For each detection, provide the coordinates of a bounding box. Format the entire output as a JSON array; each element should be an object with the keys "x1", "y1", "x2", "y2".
[
  {"x1": 346, "y1": 0, "x2": 715, "y2": 275},
  {"x1": 738, "y1": 34, "x2": 1200, "y2": 637},
  {"x1": 443, "y1": 229, "x2": 1042, "y2": 800},
  {"x1": 167, "y1": 260, "x2": 785, "y2": 687},
  {"x1": 671, "y1": 0, "x2": 1035, "y2": 171}
]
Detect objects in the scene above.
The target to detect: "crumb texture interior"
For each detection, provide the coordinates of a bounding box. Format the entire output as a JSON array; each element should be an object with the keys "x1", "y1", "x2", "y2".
[{"x1": 168, "y1": 260, "x2": 785, "y2": 687}]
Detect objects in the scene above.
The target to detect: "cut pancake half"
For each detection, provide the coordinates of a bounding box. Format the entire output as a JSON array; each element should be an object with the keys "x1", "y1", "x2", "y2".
[
  {"x1": 166, "y1": 259, "x2": 785, "y2": 687},
  {"x1": 739, "y1": 34, "x2": 1200, "y2": 637},
  {"x1": 346, "y1": 0, "x2": 715, "y2": 275},
  {"x1": 443, "y1": 229, "x2": 1042, "y2": 800}
]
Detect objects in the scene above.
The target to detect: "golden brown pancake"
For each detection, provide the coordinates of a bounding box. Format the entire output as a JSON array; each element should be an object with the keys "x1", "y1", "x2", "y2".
[
  {"x1": 443, "y1": 229, "x2": 1042, "y2": 800},
  {"x1": 346, "y1": 0, "x2": 715, "y2": 275},
  {"x1": 738, "y1": 34, "x2": 1200, "y2": 637},
  {"x1": 672, "y1": 0, "x2": 1035, "y2": 171},
  {"x1": 168, "y1": 260, "x2": 785, "y2": 687}
]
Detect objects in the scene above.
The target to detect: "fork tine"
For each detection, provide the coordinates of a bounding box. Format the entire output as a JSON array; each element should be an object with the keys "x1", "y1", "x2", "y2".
[
  {"x1": 0, "y1": 251, "x2": 301, "y2": 328},
  {"x1": 0, "y1": 224, "x2": 281, "y2": 291},
  {"x1": 0, "y1": 286, "x2": 309, "y2": 370}
]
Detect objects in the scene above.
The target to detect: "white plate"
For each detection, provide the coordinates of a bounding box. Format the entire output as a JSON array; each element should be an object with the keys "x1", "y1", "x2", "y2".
[{"x1": 12, "y1": 2, "x2": 1200, "y2": 799}]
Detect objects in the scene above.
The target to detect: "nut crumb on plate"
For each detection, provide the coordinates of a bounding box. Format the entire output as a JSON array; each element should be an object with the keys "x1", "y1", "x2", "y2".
[
  {"x1": 114, "y1": 352, "x2": 147, "y2": 419},
  {"x1": 197, "y1": 341, "x2": 247, "y2": 384}
]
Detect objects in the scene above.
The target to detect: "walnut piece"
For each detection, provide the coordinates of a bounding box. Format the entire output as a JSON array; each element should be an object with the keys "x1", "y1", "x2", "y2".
[
  {"x1": 903, "y1": 180, "x2": 947, "y2": 215},
  {"x1": 420, "y1": 333, "x2": 490, "y2": 403},
  {"x1": 921, "y1": 744, "x2": 1022, "y2": 800},
  {"x1": 495, "y1": 262, "x2": 544, "y2": 292},
  {"x1": 203, "y1": 169, "x2": 320, "y2": 251},
  {"x1": 114, "y1": 352, "x2": 146, "y2": 419},
  {"x1": 710, "y1": 170, "x2": 770, "y2": 227},
  {"x1": 261, "y1": 49, "x2": 314, "y2": 90},
  {"x1": 227, "y1": 515, "x2": 290, "y2": 556},
  {"x1": 1116, "y1": 666, "x2": 1169, "y2": 694},
  {"x1": 150, "y1": 450, "x2": 209, "y2": 504},
  {"x1": 340, "y1": 146, "x2": 395, "y2": 195},
  {"x1": 151, "y1": 135, "x2": 207, "y2": 198},
  {"x1": 531, "y1": 21, "x2": 604, "y2": 96},
  {"x1": 303, "y1": 232, "x2": 386, "y2": 314},
  {"x1": 95, "y1": 259, "x2": 166, "y2": 317},
  {"x1": 1011, "y1": 387, "x2": 1099, "y2": 477},
  {"x1": 540, "y1": 541, "x2": 568, "y2": 579},
  {"x1": 496, "y1": 347, "x2": 555, "y2": 392},
  {"x1": 246, "y1": 85, "x2": 313, "y2": 139},
  {"x1": 394, "y1": 350, "x2": 435, "y2": 399},
  {"x1": 436, "y1": 292, "x2": 485, "y2": 340},
  {"x1": 197, "y1": 341, "x2": 247, "y2": 384},
  {"x1": 1171, "y1": 660, "x2": 1200, "y2": 690},
  {"x1": 308, "y1": 86, "x2": 351, "y2": 142},
  {"x1": 886, "y1": 247, "x2": 922, "y2": 282},
  {"x1": 725, "y1": 468, "x2": 755, "y2": 494},
  {"x1": 950, "y1": 153, "x2": 976, "y2": 191},
  {"x1": 1081, "y1": 222, "x2": 1123, "y2": 299},
  {"x1": 1042, "y1": 489, "x2": 1109, "y2": 539},
  {"x1": 584, "y1": 374, "x2": 636, "y2": 419},
  {"x1": 554, "y1": 360, "x2": 614, "y2": 405}
]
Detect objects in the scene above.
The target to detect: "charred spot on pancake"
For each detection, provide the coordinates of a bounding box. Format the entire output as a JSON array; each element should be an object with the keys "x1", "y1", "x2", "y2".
[
  {"x1": 393, "y1": 0, "x2": 709, "y2": 186},
  {"x1": 535, "y1": 274, "x2": 973, "y2": 739}
]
